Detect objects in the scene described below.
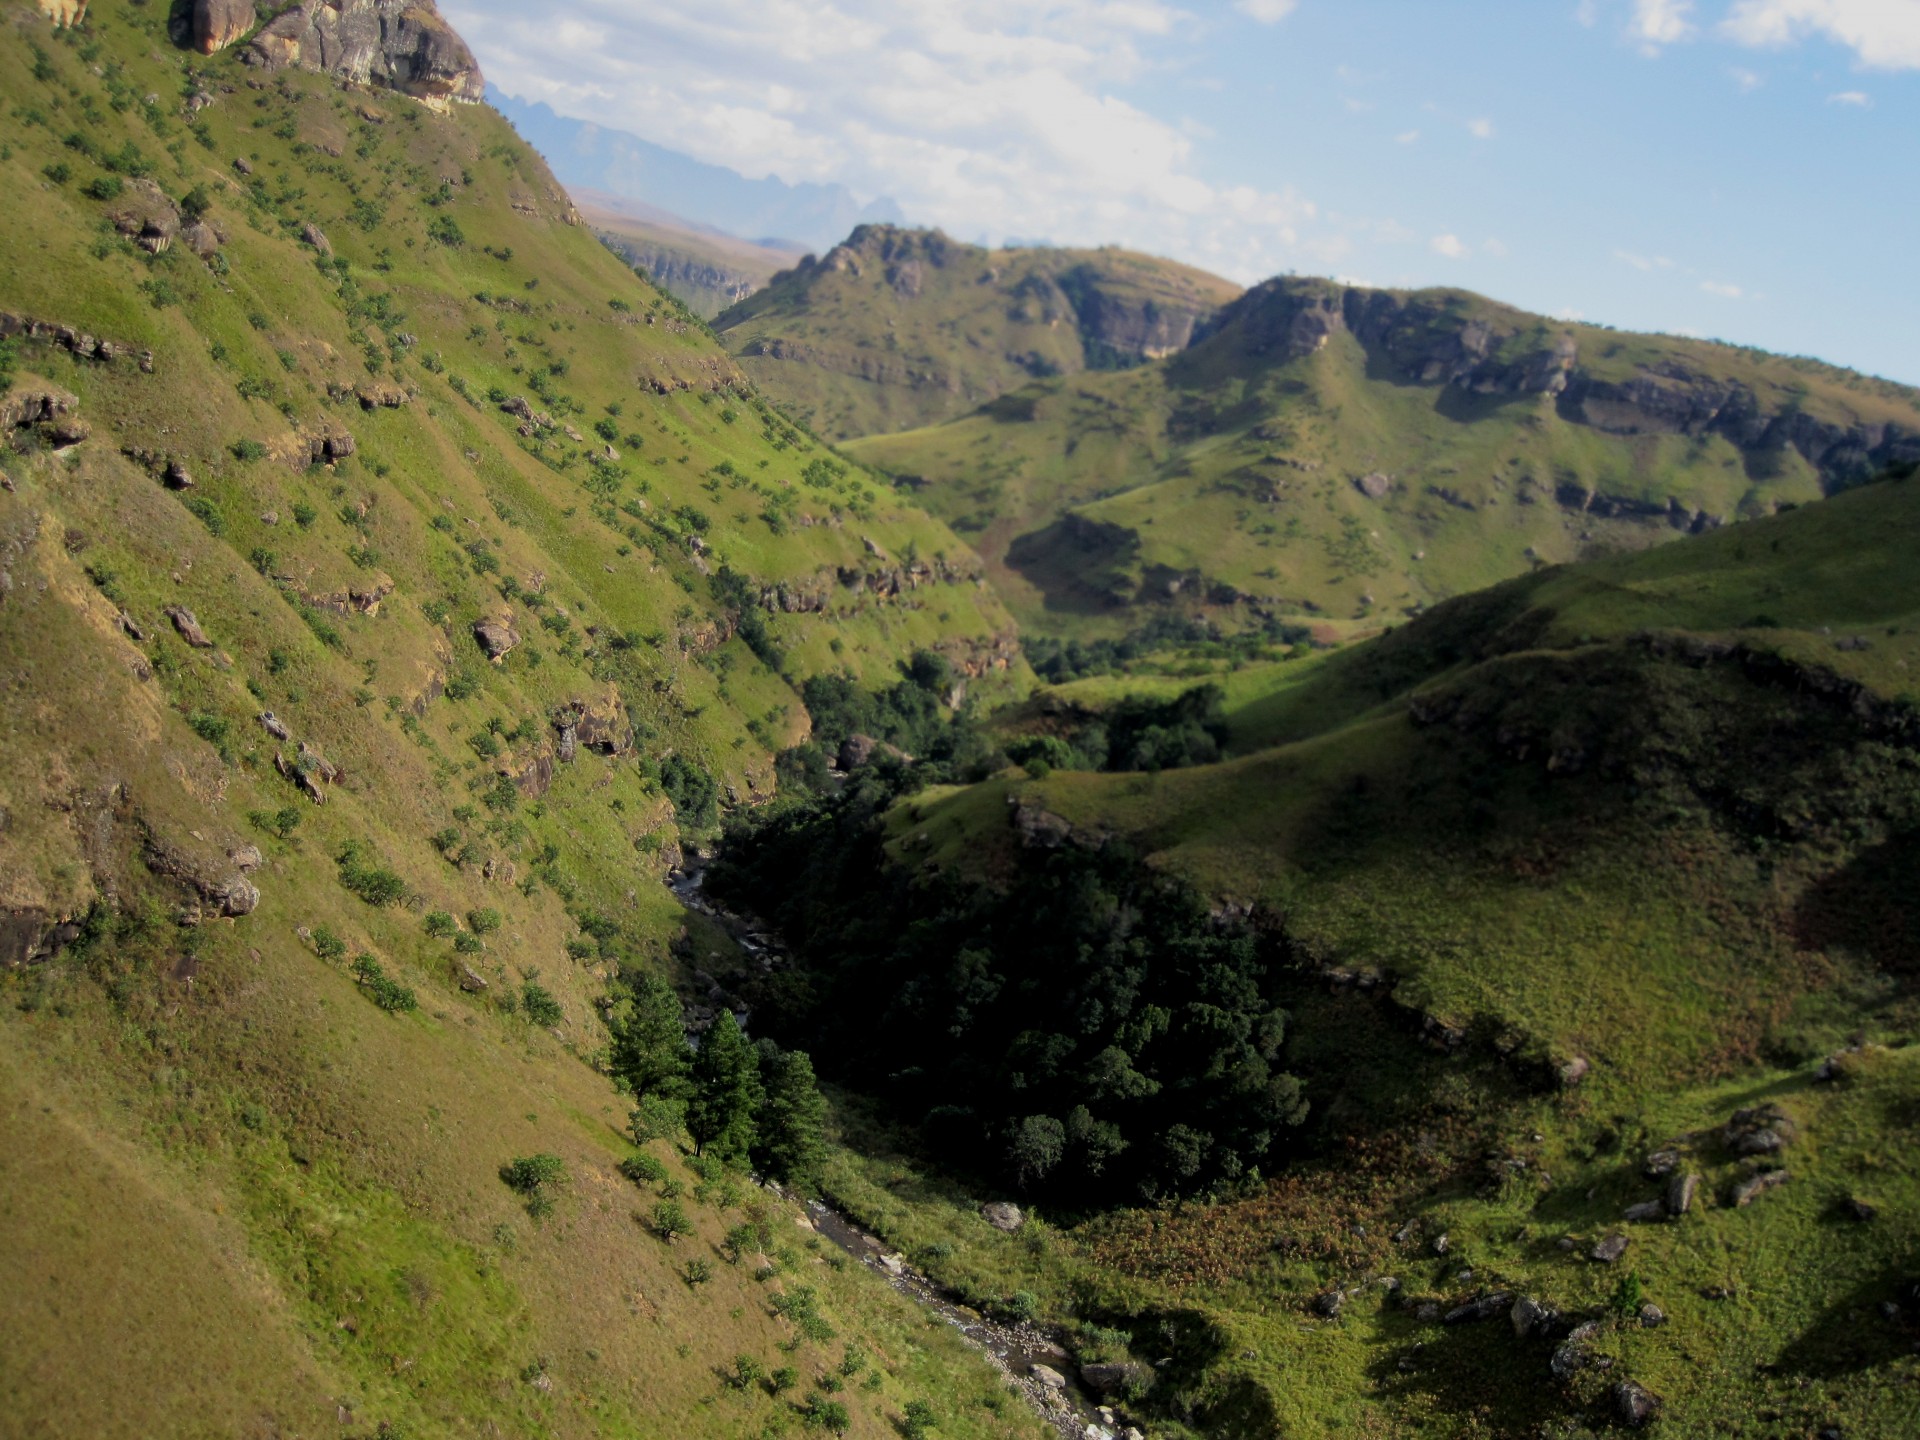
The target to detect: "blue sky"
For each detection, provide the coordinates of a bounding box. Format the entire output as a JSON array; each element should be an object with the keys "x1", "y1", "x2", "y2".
[{"x1": 442, "y1": 0, "x2": 1920, "y2": 382}]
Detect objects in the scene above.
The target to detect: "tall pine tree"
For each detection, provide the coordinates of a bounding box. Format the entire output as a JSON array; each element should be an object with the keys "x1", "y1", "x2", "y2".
[
  {"x1": 686, "y1": 1011, "x2": 761, "y2": 1160},
  {"x1": 752, "y1": 1041, "x2": 829, "y2": 1188},
  {"x1": 610, "y1": 971, "x2": 689, "y2": 1100}
]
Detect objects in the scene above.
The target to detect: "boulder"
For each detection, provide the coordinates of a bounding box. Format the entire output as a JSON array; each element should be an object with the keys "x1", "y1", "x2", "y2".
[
  {"x1": 1354, "y1": 471, "x2": 1392, "y2": 499},
  {"x1": 1729, "y1": 1168, "x2": 1790, "y2": 1208},
  {"x1": 1550, "y1": 1321, "x2": 1603, "y2": 1380},
  {"x1": 211, "y1": 872, "x2": 260, "y2": 917},
  {"x1": 1623, "y1": 1201, "x2": 1665, "y2": 1223},
  {"x1": 193, "y1": 0, "x2": 256, "y2": 54},
  {"x1": 301, "y1": 222, "x2": 332, "y2": 256},
  {"x1": 259, "y1": 710, "x2": 291, "y2": 741},
  {"x1": 1724, "y1": 1103, "x2": 1795, "y2": 1155},
  {"x1": 1638, "y1": 1303, "x2": 1667, "y2": 1328},
  {"x1": 1614, "y1": 1380, "x2": 1661, "y2": 1429},
  {"x1": 1667, "y1": 1172, "x2": 1699, "y2": 1216},
  {"x1": 1510, "y1": 1295, "x2": 1554, "y2": 1340},
  {"x1": 1643, "y1": 1149, "x2": 1681, "y2": 1178},
  {"x1": 473, "y1": 614, "x2": 520, "y2": 663},
  {"x1": 165, "y1": 606, "x2": 213, "y2": 647},
  {"x1": 229, "y1": 844, "x2": 263, "y2": 871},
  {"x1": 1311, "y1": 1290, "x2": 1345, "y2": 1319},
  {"x1": 1029, "y1": 1364, "x2": 1066, "y2": 1390},
  {"x1": 233, "y1": 156, "x2": 253, "y2": 175},
  {"x1": 457, "y1": 964, "x2": 487, "y2": 992},
  {"x1": 1442, "y1": 1292, "x2": 1512, "y2": 1325},
  {"x1": 1557, "y1": 1054, "x2": 1591, "y2": 1087},
  {"x1": 981, "y1": 1201, "x2": 1024, "y2": 1232},
  {"x1": 1591, "y1": 1232, "x2": 1629, "y2": 1263}
]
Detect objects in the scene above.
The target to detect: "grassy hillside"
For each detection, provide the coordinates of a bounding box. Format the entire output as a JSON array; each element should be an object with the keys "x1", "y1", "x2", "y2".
[
  {"x1": 0, "y1": 3, "x2": 1040, "y2": 1436},
  {"x1": 720, "y1": 469, "x2": 1920, "y2": 1438},
  {"x1": 582, "y1": 190, "x2": 805, "y2": 319},
  {"x1": 850, "y1": 277, "x2": 1920, "y2": 645},
  {"x1": 715, "y1": 225, "x2": 1242, "y2": 441}
]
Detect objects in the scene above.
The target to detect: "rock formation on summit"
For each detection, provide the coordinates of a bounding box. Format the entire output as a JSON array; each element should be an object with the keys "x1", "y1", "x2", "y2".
[{"x1": 247, "y1": 0, "x2": 484, "y2": 104}]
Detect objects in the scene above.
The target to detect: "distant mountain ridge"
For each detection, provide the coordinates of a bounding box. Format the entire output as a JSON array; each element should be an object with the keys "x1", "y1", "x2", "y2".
[
  {"x1": 713, "y1": 223, "x2": 1244, "y2": 439},
  {"x1": 490, "y1": 93, "x2": 903, "y2": 250},
  {"x1": 847, "y1": 270, "x2": 1920, "y2": 640}
]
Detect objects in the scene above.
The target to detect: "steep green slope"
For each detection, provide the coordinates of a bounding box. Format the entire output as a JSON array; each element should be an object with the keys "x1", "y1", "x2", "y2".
[
  {"x1": 0, "y1": 4, "x2": 1038, "y2": 1437},
  {"x1": 714, "y1": 224, "x2": 1243, "y2": 440},
  {"x1": 850, "y1": 276, "x2": 1920, "y2": 644},
  {"x1": 716, "y1": 469, "x2": 1920, "y2": 1438}
]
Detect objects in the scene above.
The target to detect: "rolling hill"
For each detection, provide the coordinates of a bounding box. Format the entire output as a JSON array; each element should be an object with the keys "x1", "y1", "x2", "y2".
[
  {"x1": 847, "y1": 273, "x2": 1920, "y2": 643},
  {"x1": 713, "y1": 224, "x2": 1244, "y2": 441},
  {"x1": 715, "y1": 463, "x2": 1920, "y2": 1439}
]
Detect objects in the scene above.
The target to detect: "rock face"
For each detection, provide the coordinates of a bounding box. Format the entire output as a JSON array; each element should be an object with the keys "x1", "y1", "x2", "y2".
[
  {"x1": 248, "y1": 0, "x2": 485, "y2": 104},
  {"x1": 193, "y1": 0, "x2": 256, "y2": 53},
  {"x1": 38, "y1": 1, "x2": 87, "y2": 27}
]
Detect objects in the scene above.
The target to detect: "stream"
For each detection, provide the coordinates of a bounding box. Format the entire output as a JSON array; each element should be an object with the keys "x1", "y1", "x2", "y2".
[{"x1": 666, "y1": 858, "x2": 1141, "y2": 1440}]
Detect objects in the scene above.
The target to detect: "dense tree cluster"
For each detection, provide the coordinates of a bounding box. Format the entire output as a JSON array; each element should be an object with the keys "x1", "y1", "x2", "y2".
[
  {"x1": 711, "y1": 773, "x2": 1308, "y2": 1204},
  {"x1": 1008, "y1": 684, "x2": 1228, "y2": 775},
  {"x1": 607, "y1": 971, "x2": 830, "y2": 1188}
]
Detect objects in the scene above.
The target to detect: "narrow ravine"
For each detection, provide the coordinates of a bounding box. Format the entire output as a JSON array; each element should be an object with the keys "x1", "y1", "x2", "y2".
[{"x1": 667, "y1": 858, "x2": 1142, "y2": 1440}]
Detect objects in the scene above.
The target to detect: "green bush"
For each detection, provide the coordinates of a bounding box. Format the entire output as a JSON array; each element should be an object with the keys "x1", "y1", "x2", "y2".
[
  {"x1": 467, "y1": 907, "x2": 502, "y2": 935},
  {"x1": 312, "y1": 925, "x2": 347, "y2": 961},
  {"x1": 500, "y1": 1153, "x2": 566, "y2": 1194},
  {"x1": 454, "y1": 931, "x2": 483, "y2": 955},
  {"x1": 336, "y1": 841, "x2": 407, "y2": 907},
  {"x1": 423, "y1": 911, "x2": 457, "y2": 938},
  {"x1": 427, "y1": 213, "x2": 465, "y2": 247},
  {"x1": 617, "y1": 1152, "x2": 667, "y2": 1186},
  {"x1": 682, "y1": 1257, "x2": 713, "y2": 1287},
  {"x1": 650, "y1": 1198, "x2": 689, "y2": 1240},
  {"x1": 350, "y1": 954, "x2": 418, "y2": 1013},
  {"x1": 800, "y1": 1396, "x2": 849, "y2": 1433},
  {"x1": 522, "y1": 980, "x2": 562, "y2": 1026}
]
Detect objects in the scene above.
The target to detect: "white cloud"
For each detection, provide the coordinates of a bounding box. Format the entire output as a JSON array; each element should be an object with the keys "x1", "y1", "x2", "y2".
[
  {"x1": 1700, "y1": 279, "x2": 1744, "y2": 297},
  {"x1": 440, "y1": 0, "x2": 1340, "y2": 283},
  {"x1": 1729, "y1": 65, "x2": 1765, "y2": 89},
  {"x1": 1430, "y1": 233, "x2": 1470, "y2": 259},
  {"x1": 1613, "y1": 249, "x2": 1677, "y2": 270},
  {"x1": 1394, "y1": 128, "x2": 1421, "y2": 143},
  {"x1": 1556, "y1": 306, "x2": 1587, "y2": 320},
  {"x1": 1827, "y1": 88, "x2": 1873, "y2": 103},
  {"x1": 1722, "y1": 0, "x2": 1920, "y2": 71},
  {"x1": 1467, "y1": 116, "x2": 1495, "y2": 138},
  {"x1": 1483, "y1": 237, "x2": 1510, "y2": 258},
  {"x1": 1631, "y1": 0, "x2": 1696, "y2": 47},
  {"x1": 1236, "y1": 0, "x2": 1299, "y2": 22},
  {"x1": 1575, "y1": 0, "x2": 1600, "y2": 28}
]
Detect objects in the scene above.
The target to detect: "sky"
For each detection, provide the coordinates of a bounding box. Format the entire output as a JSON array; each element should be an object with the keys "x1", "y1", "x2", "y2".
[{"x1": 439, "y1": 0, "x2": 1920, "y2": 384}]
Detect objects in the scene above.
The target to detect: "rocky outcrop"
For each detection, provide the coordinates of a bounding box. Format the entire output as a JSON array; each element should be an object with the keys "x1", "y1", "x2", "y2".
[
  {"x1": 1, "y1": 380, "x2": 83, "y2": 445},
  {"x1": 192, "y1": 0, "x2": 257, "y2": 54},
  {"x1": 0, "y1": 314, "x2": 147, "y2": 372},
  {"x1": 472, "y1": 614, "x2": 519, "y2": 663},
  {"x1": 248, "y1": 0, "x2": 484, "y2": 105},
  {"x1": 38, "y1": 1, "x2": 87, "y2": 27}
]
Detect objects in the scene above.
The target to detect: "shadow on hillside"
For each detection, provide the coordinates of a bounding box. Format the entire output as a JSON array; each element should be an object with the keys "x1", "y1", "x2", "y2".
[
  {"x1": 1774, "y1": 1268, "x2": 1920, "y2": 1379},
  {"x1": 1794, "y1": 829, "x2": 1920, "y2": 975},
  {"x1": 1361, "y1": 1307, "x2": 1576, "y2": 1433},
  {"x1": 1005, "y1": 516, "x2": 1139, "y2": 616}
]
